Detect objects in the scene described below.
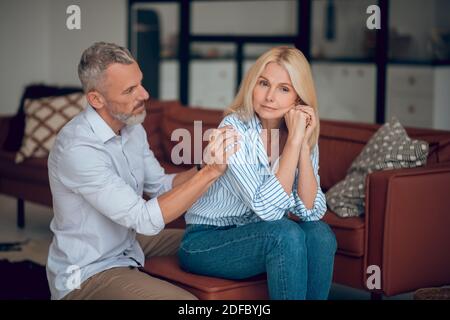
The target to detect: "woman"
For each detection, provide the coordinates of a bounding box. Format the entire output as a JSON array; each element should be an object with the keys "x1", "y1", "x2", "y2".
[{"x1": 178, "y1": 46, "x2": 337, "y2": 300}]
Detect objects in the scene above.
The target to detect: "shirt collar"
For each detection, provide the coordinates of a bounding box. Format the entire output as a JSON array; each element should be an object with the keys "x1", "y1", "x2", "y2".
[
  {"x1": 248, "y1": 113, "x2": 263, "y2": 133},
  {"x1": 85, "y1": 104, "x2": 118, "y2": 143}
]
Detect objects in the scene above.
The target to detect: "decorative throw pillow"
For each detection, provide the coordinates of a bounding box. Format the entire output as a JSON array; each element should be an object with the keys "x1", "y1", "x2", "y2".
[
  {"x1": 326, "y1": 117, "x2": 429, "y2": 218},
  {"x1": 15, "y1": 92, "x2": 86, "y2": 163}
]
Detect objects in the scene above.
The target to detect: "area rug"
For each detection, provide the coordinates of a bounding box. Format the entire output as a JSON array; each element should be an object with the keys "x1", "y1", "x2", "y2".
[
  {"x1": 0, "y1": 238, "x2": 51, "y2": 299},
  {"x1": 0, "y1": 237, "x2": 51, "y2": 266}
]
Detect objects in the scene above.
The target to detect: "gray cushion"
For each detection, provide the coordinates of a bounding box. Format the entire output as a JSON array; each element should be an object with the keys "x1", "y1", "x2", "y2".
[{"x1": 326, "y1": 117, "x2": 429, "y2": 218}]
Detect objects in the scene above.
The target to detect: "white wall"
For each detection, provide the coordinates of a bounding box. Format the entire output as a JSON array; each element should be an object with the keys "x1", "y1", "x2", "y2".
[
  {"x1": 0, "y1": 0, "x2": 51, "y2": 114},
  {"x1": 0, "y1": 0, "x2": 127, "y2": 115},
  {"x1": 47, "y1": 0, "x2": 127, "y2": 87}
]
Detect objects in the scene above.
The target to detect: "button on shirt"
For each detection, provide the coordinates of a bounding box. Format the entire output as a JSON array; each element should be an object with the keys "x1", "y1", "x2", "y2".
[
  {"x1": 185, "y1": 113, "x2": 327, "y2": 226},
  {"x1": 46, "y1": 105, "x2": 175, "y2": 300}
]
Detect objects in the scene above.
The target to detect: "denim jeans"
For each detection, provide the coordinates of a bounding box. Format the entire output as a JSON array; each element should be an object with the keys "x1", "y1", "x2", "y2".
[{"x1": 178, "y1": 217, "x2": 337, "y2": 300}]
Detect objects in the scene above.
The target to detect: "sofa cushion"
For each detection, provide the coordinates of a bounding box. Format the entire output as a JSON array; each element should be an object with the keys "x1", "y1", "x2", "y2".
[
  {"x1": 161, "y1": 104, "x2": 222, "y2": 166},
  {"x1": 142, "y1": 255, "x2": 268, "y2": 300},
  {"x1": 4, "y1": 84, "x2": 82, "y2": 152},
  {"x1": 16, "y1": 92, "x2": 86, "y2": 163},
  {"x1": 325, "y1": 117, "x2": 429, "y2": 218},
  {"x1": 319, "y1": 120, "x2": 380, "y2": 191},
  {"x1": 322, "y1": 211, "x2": 365, "y2": 257}
]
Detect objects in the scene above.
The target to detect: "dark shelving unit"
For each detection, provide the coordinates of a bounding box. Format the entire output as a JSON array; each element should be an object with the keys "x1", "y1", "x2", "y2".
[{"x1": 128, "y1": 0, "x2": 449, "y2": 124}]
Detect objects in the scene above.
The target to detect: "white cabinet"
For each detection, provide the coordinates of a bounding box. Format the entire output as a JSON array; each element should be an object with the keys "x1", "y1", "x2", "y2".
[
  {"x1": 189, "y1": 60, "x2": 236, "y2": 110},
  {"x1": 387, "y1": 66, "x2": 450, "y2": 130},
  {"x1": 312, "y1": 63, "x2": 376, "y2": 123}
]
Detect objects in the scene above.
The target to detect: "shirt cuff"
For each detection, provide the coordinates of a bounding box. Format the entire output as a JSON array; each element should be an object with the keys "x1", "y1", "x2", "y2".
[
  {"x1": 292, "y1": 188, "x2": 326, "y2": 221},
  {"x1": 144, "y1": 197, "x2": 166, "y2": 234}
]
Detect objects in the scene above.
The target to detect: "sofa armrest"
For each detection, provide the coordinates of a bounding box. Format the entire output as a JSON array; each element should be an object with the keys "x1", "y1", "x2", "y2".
[
  {"x1": 0, "y1": 115, "x2": 14, "y2": 150},
  {"x1": 364, "y1": 163, "x2": 450, "y2": 296}
]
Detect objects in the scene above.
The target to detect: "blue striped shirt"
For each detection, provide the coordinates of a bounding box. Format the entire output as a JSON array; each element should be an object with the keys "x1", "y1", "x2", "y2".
[{"x1": 185, "y1": 113, "x2": 327, "y2": 226}]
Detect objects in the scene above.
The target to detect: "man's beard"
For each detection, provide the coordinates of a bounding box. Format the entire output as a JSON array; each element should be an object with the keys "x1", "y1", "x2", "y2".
[{"x1": 109, "y1": 103, "x2": 146, "y2": 126}]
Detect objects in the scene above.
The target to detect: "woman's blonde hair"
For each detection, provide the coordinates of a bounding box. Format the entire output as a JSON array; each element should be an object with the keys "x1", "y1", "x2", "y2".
[{"x1": 225, "y1": 46, "x2": 320, "y2": 149}]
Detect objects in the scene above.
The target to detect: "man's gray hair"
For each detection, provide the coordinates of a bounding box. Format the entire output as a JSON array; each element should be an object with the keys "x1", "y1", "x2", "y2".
[{"x1": 78, "y1": 42, "x2": 135, "y2": 92}]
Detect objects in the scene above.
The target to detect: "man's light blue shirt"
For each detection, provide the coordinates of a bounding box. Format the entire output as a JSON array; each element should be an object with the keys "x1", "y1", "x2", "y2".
[{"x1": 46, "y1": 105, "x2": 175, "y2": 300}]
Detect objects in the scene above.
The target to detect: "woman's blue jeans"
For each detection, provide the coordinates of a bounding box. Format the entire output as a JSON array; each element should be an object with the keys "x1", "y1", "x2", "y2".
[{"x1": 178, "y1": 218, "x2": 337, "y2": 300}]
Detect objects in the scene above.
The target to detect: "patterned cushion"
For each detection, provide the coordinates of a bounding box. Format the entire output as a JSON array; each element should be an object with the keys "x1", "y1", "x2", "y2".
[
  {"x1": 325, "y1": 117, "x2": 429, "y2": 218},
  {"x1": 15, "y1": 92, "x2": 86, "y2": 163}
]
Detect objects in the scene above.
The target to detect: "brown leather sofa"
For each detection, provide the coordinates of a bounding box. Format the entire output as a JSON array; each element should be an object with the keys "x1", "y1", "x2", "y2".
[
  {"x1": 1, "y1": 88, "x2": 450, "y2": 299},
  {"x1": 140, "y1": 100, "x2": 450, "y2": 299},
  {"x1": 0, "y1": 85, "x2": 82, "y2": 227}
]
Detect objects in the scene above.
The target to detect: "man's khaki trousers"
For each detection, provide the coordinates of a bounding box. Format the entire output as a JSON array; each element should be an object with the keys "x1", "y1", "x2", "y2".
[{"x1": 63, "y1": 229, "x2": 197, "y2": 300}]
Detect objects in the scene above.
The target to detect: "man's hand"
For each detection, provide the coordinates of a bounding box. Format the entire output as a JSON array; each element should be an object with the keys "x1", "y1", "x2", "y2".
[
  {"x1": 203, "y1": 126, "x2": 240, "y2": 176},
  {"x1": 158, "y1": 126, "x2": 240, "y2": 224}
]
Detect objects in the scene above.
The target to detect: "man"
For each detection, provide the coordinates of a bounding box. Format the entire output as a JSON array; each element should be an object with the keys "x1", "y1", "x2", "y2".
[{"x1": 46, "y1": 42, "x2": 239, "y2": 300}]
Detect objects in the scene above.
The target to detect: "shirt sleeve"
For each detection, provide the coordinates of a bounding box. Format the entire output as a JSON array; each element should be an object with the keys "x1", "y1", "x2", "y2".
[
  {"x1": 290, "y1": 144, "x2": 327, "y2": 221},
  {"x1": 57, "y1": 143, "x2": 165, "y2": 235},
  {"x1": 220, "y1": 118, "x2": 295, "y2": 221},
  {"x1": 141, "y1": 127, "x2": 175, "y2": 197}
]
